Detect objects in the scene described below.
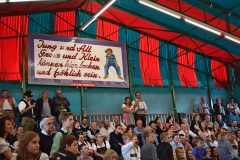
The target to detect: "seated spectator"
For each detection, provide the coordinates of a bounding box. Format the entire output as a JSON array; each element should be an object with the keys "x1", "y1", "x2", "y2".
[
  {"x1": 179, "y1": 123, "x2": 197, "y2": 139},
  {"x1": 50, "y1": 112, "x2": 74, "y2": 156},
  {"x1": 216, "y1": 114, "x2": 227, "y2": 128},
  {"x1": 81, "y1": 117, "x2": 90, "y2": 136},
  {"x1": 125, "y1": 125, "x2": 133, "y2": 135},
  {"x1": 49, "y1": 115, "x2": 60, "y2": 134},
  {"x1": 72, "y1": 120, "x2": 82, "y2": 138},
  {"x1": 133, "y1": 119, "x2": 144, "y2": 148},
  {"x1": 142, "y1": 126, "x2": 159, "y2": 146},
  {"x1": 155, "y1": 117, "x2": 166, "y2": 142},
  {"x1": 174, "y1": 147, "x2": 187, "y2": 160},
  {"x1": 212, "y1": 122, "x2": 220, "y2": 139},
  {"x1": 77, "y1": 144, "x2": 93, "y2": 160},
  {"x1": 236, "y1": 130, "x2": 240, "y2": 142},
  {"x1": 213, "y1": 97, "x2": 226, "y2": 123},
  {"x1": 109, "y1": 124, "x2": 123, "y2": 157},
  {"x1": 0, "y1": 117, "x2": 13, "y2": 160},
  {"x1": 218, "y1": 131, "x2": 238, "y2": 160},
  {"x1": 228, "y1": 120, "x2": 240, "y2": 134},
  {"x1": 179, "y1": 134, "x2": 192, "y2": 152},
  {"x1": 198, "y1": 122, "x2": 212, "y2": 137},
  {"x1": 168, "y1": 129, "x2": 174, "y2": 142},
  {"x1": 12, "y1": 131, "x2": 48, "y2": 160},
  {"x1": 205, "y1": 147, "x2": 214, "y2": 160},
  {"x1": 9, "y1": 126, "x2": 24, "y2": 146},
  {"x1": 203, "y1": 115, "x2": 213, "y2": 129},
  {"x1": 39, "y1": 118, "x2": 54, "y2": 156},
  {"x1": 49, "y1": 135, "x2": 78, "y2": 160},
  {"x1": 100, "y1": 119, "x2": 114, "y2": 141},
  {"x1": 211, "y1": 147, "x2": 219, "y2": 160},
  {"x1": 229, "y1": 132, "x2": 238, "y2": 150},
  {"x1": 170, "y1": 134, "x2": 184, "y2": 156},
  {"x1": 156, "y1": 132, "x2": 173, "y2": 160},
  {"x1": 122, "y1": 97, "x2": 135, "y2": 126},
  {"x1": 97, "y1": 120, "x2": 103, "y2": 130},
  {"x1": 121, "y1": 133, "x2": 140, "y2": 160},
  {"x1": 200, "y1": 132, "x2": 216, "y2": 148},
  {"x1": 166, "y1": 116, "x2": 180, "y2": 132},
  {"x1": 141, "y1": 132, "x2": 158, "y2": 160},
  {"x1": 110, "y1": 115, "x2": 127, "y2": 133},
  {"x1": 104, "y1": 149, "x2": 118, "y2": 160},
  {"x1": 186, "y1": 149, "x2": 193, "y2": 160},
  {"x1": 77, "y1": 133, "x2": 93, "y2": 155},
  {"x1": 87, "y1": 121, "x2": 105, "y2": 143},
  {"x1": 192, "y1": 137, "x2": 207, "y2": 160},
  {"x1": 92, "y1": 133, "x2": 110, "y2": 160},
  {"x1": 190, "y1": 114, "x2": 201, "y2": 135}
]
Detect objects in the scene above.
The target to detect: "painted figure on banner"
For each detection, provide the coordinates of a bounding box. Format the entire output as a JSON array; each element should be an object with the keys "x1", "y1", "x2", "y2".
[{"x1": 103, "y1": 48, "x2": 123, "y2": 80}]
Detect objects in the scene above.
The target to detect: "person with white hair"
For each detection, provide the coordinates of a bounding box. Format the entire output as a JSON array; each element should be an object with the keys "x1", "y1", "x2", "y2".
[{"x1": 39, "y1": 117, "x2": 54, "y2": 156}]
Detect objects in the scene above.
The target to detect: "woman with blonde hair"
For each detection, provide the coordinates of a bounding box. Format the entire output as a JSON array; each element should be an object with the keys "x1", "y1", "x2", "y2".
[
  {"x1": 104, "y1": 149, "x2": 117, "y2": 160},
  {"x1": 11, "y1": 131, "x2": 48, "y2": 160}
]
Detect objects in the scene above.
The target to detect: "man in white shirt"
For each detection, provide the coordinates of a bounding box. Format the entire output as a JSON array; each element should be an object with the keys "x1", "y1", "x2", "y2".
[
  {"x1": 132, "y1": 92, "x2": 147, "y2": 127},
  {"x1": 18, "y1": 90, "x2": 36, "y2": 131},
  {"x1": 0, "y1": 90, "x2": 18, "y2": 120},
  {"x1": 110, "y1": 115, "x2": 126, "y2": 133},
  {"x1": 179, "y1": 123, "x2": 197, "y2": 139},
  {"x1": 100, "y1": 119, "x2": 114, "y2": 141}
]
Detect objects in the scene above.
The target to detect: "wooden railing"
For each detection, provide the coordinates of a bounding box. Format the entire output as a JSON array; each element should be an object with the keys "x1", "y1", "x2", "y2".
[{"x1": 73, "y1": 113, "x2": 193, "y2": 125}]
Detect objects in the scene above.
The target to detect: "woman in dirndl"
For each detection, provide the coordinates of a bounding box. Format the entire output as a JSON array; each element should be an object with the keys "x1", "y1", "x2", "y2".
[
  {"x1": 227, "y1": 97, "x2": 240, "y2": 125},
  {"x1": 122, "y1": 97, "x2": 135, "y2": 126}
]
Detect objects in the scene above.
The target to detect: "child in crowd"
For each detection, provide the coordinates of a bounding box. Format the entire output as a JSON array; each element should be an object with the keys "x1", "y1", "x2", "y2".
[
  {"x1": 50, "y1": 112, "x2": 74, "y2": 156},
  {"x1": 11, "y1": 131, "x2": 48, "y2": 160},
  {"x1": 77, "y1": 144, "x2": 93, "y2": 160},
  {"x1": 141, "y1": 132, "x2": 158, "y2": 160},
  {"x1": 49, "y1": 135, "x2": 78, "y2": 160},
  {"x1": 174, "y1": 147, "x2": 187, "y2": 160},
  {"x1": 157, "y1": 132, "x2": 174, "y2": 160},
  {"x1": 121, "y1": 133, "x2": 140, "y2": 160},
  {"x1": 192, "y1": 137, "x2": 207, "y2": 160},
  {"x1": 72, "y1": 120, "x2": 82, "y2": 138},
  {"x1": 104, "y1": 149, "x2": 118, "y2": 160}
]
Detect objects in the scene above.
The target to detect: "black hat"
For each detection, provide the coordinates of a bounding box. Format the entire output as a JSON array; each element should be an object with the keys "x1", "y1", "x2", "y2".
[{"x1": 24, "y1": 91, "x2": 33, "y2": 97}]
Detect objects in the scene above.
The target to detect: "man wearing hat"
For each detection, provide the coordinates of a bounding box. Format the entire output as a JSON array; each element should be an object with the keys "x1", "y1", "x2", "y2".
[
  {"x1": 103, "y1": 48, "x2": 123, "y2": 80},
  {"x1": 18, "y1": 90, "x2": 36, "y2": 131}
]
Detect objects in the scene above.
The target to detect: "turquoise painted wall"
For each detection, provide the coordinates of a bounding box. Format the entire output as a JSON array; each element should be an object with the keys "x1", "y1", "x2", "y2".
[{"x1": 0, "y1": 82, "x2": 230, "y2": 115}]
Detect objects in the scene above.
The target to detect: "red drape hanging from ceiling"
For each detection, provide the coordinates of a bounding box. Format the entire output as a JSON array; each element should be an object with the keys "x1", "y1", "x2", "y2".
[
  {"x1": 211, "y1": 60, "x2": 228, "y2": 88},
  {"x1": 0, "y1": 15, "x2": 28, "y2": 81},
  {"x1": 139, "y1": 34, "x2": 163, "y2": 85},
  {"x1": 96, "y1": 20, "x2": 119, "y2": 41},
  {"x1": 177, "y1": 48, "x2": 198, "y2": 87},
  {"x1": 54, "y1": 11, "x2": 75, "y2": 36}
]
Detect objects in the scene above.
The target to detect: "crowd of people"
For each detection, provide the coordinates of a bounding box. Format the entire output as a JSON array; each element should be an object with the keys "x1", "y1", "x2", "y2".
[{"x1": 0, "y1": 89, "x2": 240, "y2": 160}]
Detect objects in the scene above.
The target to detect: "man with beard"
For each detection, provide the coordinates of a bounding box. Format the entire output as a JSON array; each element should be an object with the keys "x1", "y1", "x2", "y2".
[{"x1": 39, "y1": 117, "x2": 54, "y2": 156}]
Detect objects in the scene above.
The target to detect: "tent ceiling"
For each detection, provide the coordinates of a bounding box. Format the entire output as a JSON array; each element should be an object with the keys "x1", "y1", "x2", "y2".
[{"x1": 0, "y1": 0, "x2": 240, "y2": 66}]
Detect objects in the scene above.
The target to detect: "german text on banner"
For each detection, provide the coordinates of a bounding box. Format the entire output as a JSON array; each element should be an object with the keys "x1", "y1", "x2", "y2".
[{"x1": 28, "y1": 33, "x2": 129, "y2": 88}]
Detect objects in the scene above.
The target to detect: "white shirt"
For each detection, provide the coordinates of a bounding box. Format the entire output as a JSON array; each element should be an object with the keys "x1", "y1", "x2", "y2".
[
  {"x1": 18, "y1": 99, "x2": 33, "y2": 115},
  {"x1": 122, "y1": 142, "x2": 141, "y2": 160},
  {"x1": 92, "y1": 141, "x2": 110, "y2": 150},
  {"x1": 100, "y1": 127, "x2": 114, "y2": 141},
  {"x1": 110, "y1": 122, "x2": 127, "y2": 130},
  {"x1": 132, "y1": 99, "x2": 147, "y2": 112},
  {"x1": 179, "y1": 129, "x2": 197, "y2": 138},
  {"x1": 2, "y1": 97, "x2": 18, "y2": 110},
  {"x1": 78, "y1": 141, "x2": 92, "y2": 150},
  {"x1": 122, "y1": 104, "x2": 134, "y2": 110}
]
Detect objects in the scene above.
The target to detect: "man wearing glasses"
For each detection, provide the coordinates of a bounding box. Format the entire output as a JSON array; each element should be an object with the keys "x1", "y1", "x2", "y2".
[{"x1": 39, "y1": 117, "x2": 54, "y2": 156}]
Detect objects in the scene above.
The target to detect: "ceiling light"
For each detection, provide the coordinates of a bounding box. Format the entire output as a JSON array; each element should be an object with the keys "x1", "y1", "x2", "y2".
[
  {"x1": 185, "y1": 18, "x2": 222, "y2": 35},
  {"x1": 80, "y1": 0, "x2": 116, "y2": 31},
  {"x1": 225, "y1": 35, "x2": 240, "y2": 44},
  {"x1": 138, "y1": 0, "x2": 181, "y2": 19}
]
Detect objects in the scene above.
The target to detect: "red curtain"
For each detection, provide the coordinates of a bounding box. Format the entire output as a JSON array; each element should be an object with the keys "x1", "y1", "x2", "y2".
[
  {"x1": 177, "y1": 48, "x2": 198, "y2": 87},
  {"x1": 211, "y1": 60, "x2": 228, "y2": 88},
  {"x1": 0, "y1": 15, "x2": 28, "y2": 80},
  {"x1": 96, "y1": 20, "x2": 119, "y2": 41},
  {"x1": 139, "y1": 34, "x2": 163, "y2": 85},
  {"x1": 54, "y1": 11, "x2": 75, "y2": 36}
]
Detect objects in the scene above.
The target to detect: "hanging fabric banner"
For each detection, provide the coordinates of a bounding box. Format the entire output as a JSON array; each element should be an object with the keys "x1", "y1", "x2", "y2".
[{"x1": 28, "y1": 33, "x2": 129, "y2": 88}]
